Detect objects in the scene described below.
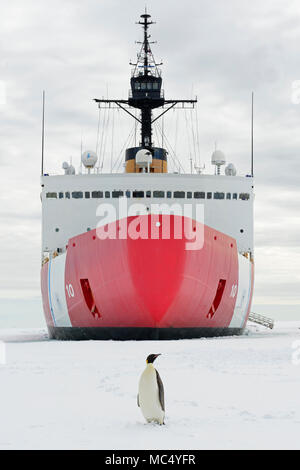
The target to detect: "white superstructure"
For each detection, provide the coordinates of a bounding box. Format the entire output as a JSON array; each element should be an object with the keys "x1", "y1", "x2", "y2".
[{"x1": 41, "y1": 172, "x2": 254, "y2": 258}]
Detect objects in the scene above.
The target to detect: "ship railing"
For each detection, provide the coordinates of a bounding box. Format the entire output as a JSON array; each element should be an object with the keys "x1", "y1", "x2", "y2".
[
  {"x1": 128, "y1": 89, "x2": 165, "y2": 99},
  {"x1": 248, "y1": 312, "x2": 274, "y2": 329},
  {"x1": 42, "y1": 248, "x2": 65, "y2": 266},
  {"x1": 240, "y1": 251, "x2": 254, "y2": 263}
]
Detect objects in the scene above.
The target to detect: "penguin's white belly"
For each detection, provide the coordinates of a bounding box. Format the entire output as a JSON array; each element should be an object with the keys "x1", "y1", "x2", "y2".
[{"x1": 138, "y1": 367, "x2": 164, "y2": 424}]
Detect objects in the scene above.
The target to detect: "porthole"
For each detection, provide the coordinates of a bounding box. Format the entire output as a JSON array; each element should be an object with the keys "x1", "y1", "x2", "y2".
[
  {"x1": 133, "y1": 191, "x2": 144, "y2": 198},
  {"x1": 92, "y1": 191, "x2": 103, "y2": 198},
  {"x1": 72, "y1": 191, "x2": 83, "y2": 199},
  {"x1": 112, "y1": 191, "x2": 124, "y2": 198},
  {"x1": 239, "y1": 193, "x2": 250, "y2": 201},
  {"x1": 153, "y1": 191, "x2": 165, "y2": 198},
  {"x1": 194, "y1": 192, "x2": 205, "y2": 199},
  {"x1": 173, "y1": 191, "x2": 185, "y2": 198},
  {"x1": 46, "y1": 192, "x2": 57, "y2": 199}
]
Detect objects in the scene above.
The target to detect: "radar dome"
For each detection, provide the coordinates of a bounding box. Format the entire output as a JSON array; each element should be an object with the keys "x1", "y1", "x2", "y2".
[
  {"x1": 225, "y1": 163, "x2": 237, "y2": 176},
  {"x1": 135, "y1": 149, "x2": 152, "y2": 167},
  {"x1": 211, "y1": 150, "x2": 226, "y2": 166},
  {"x1": 81, "y1": 150, "x2": 98, "y2": 169}
]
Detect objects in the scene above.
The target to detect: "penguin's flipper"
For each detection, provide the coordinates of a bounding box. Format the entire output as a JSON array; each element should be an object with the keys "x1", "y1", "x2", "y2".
[
  {"x1": 137, "y1": 394, "x2": 140, "y2": 407},
  {"x1": 155, "y1": 369, "x2": 165, "y2": 411}
]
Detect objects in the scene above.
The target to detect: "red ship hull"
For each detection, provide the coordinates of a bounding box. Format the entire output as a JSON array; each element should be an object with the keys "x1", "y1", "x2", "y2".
[{"x1": 41, "y1": 215, "x2": 253, "y2": 340}]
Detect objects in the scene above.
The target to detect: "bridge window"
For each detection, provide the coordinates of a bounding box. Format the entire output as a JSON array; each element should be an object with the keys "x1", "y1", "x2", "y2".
[
  {"x1": 105, "y1": 191, "x2": 110, "y2": 198},
  {"x1": 233, "y1": 193, "x2": 238, "y2": 200},
  {"x1": 153, "y1": 191, "x2": 165, "y2": 198},
  {"x1": 85, "y1": 192, "x2": 90, "y2": 199},
  {"x1": 174, "y1": 191, "x2": 185, "y2": 198},
  {"x1": 133, "y1": 191, "x2": 144, "y2": 198},
  {"x1": 153, "y1": 82, "x2": 159, "y2": 90},
  {"x1": 141, "y1": 83, "x2": 146, "y2": 90},
  {"x1": 126, "y1": 190, "x2": 131, "y2": 198},
  {"x1": 187, "y1": 192, "x2": 192, "y2": 199},
  {"x1": 134, "y1": 82, "x2": 141, "y2": 90},
  {"x1": 72, "y1": 192, "x2": 83, "y2": 199},
  {"x1": 59, "y1": 192, "x2": 64, "y2": 199},
  {"x1": 239, "y1": 193, "x2": 250, "y2": 200},
  {"x1": 147, "y1": 82, "x2": 152, "y2": 90},
  {"x1": 112, "y1": 190, "x2": 124, "y2": 198},
  {"x1": 65, "y1": 192, "x2": 70, "y2": 199},
  {"x1": 207, "y1": 192, "x2": 212, "y2": 199},
  {"x1": 46, "y1": 192, "x2": 57, "y2": 199},
  {"x1": 146, "y1": 190, "x2": 151, "y2": 198},
  {"x1": 92, "y1": 191, "x2": 103, "y2": 198},
  {"x1": 194, "y1": 192, "x2": 205, "y2": 199},
  {"x1": 167, "y1": 191, "x2": 172, "y2": 198},
  {"x1": 214, "y1": 192, "x2": 225, "y2": 200},
  {"x1": 226, "y1": 193, "x2": 231, "y2": 200}
]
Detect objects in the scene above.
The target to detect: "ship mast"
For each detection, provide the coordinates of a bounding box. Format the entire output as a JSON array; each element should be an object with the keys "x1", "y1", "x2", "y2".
[
  {"x1": 94, "y1": 11, "x2": 197, "y2": 168},
  {"x1": 130, "y1": 12, "x2": 163, "y2": 148}
]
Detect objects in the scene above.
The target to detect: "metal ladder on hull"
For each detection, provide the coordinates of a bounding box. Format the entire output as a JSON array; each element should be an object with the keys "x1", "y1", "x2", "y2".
[{"x1": 248, "y1": 312, "x2": 274, "y2": 329}]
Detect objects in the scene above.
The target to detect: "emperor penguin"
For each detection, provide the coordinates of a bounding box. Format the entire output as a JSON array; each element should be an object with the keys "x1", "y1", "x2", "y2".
[{"x1": 137, "y1": 353, "x2": 165, "y2": 425}]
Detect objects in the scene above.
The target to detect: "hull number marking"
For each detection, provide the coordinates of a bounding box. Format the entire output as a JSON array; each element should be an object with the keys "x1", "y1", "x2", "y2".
[{"x1": 66, "y1": 283, "x2": 75, "y2": 298}]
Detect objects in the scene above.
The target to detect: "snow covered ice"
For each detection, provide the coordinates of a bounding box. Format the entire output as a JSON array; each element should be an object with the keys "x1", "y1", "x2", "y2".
[{"x1": 0, "y1": 321, "x2": 299, "y2": 450}]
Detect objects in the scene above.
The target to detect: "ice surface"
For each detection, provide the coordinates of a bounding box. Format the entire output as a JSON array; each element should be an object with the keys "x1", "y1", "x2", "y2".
[{"x1": 0, "y1": 322, "x2": 299, "y2": 450}]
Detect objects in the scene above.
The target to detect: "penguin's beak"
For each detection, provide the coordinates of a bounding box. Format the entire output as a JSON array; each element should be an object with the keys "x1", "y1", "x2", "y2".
[{"x1": 154, "y1": 354, "x2": 161, "y2": 360}]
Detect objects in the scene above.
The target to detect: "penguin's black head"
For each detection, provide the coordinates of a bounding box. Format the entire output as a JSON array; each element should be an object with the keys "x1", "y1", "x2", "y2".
[{"x1": 146, "y1": 353, "x2": 161, "y2": 364}]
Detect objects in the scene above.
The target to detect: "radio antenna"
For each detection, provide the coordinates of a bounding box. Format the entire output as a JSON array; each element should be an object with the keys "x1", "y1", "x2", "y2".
[
  {"x1": 251, "y1": 91, "x2": 254, "y2": 177},
  {"x1": 41, "y1": 90, "x2": 45, "y2": 176}
]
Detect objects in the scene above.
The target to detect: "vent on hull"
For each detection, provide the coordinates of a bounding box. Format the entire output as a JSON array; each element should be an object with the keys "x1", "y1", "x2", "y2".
[
  {"x1": 207, "y1": 279, "x2": 226, "y2": 319},
  {"x1": 80, "y1": 279, "x2": 101, "y2": 319}
]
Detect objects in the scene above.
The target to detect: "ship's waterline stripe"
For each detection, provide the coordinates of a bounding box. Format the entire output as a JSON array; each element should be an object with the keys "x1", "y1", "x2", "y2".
[
  {"x1": 241, "y1": 261, "x2": 253, "y2": 327},
  {"x1": 48, "y1": 256, "x2": 57, "y2": 327},
  {"x1": 48, "y1": 253, "x2": 72, "y2": 327},
  {"x1": 229, "y1": 254, "x2": 253, "y2": 328}
]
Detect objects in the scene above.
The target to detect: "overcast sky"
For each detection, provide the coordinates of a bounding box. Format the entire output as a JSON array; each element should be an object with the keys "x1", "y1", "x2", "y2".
[{"x1": 0, "y1": 0, "x2": 300, "y2": 311}]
